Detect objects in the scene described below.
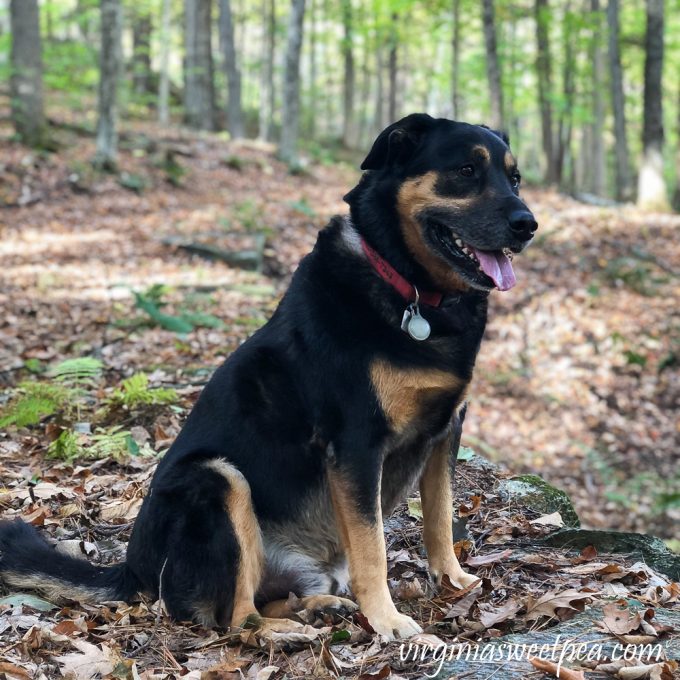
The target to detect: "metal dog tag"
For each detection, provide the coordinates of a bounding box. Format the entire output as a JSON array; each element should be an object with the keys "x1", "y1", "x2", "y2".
[
  {"x1": 401, "y1": 306, "x2": 412, "y2": 332},
  {"x1": 407, "y1": 306, "x2": 431, "y2": 341}
]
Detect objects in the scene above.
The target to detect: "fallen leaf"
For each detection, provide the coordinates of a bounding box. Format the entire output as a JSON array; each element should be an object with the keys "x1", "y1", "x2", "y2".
[
  {"x1": 597, "y1": 602, "x2": 643, "y2": 635},
  {"x1": 479, "y1": 599, "x2": 521, "y2": 628},
  {"x1": 458, "y1": 495, "x2": 482, "y2": 517},
  {"x1": 524, "y1": 589, "x2": 592, "y2": 621},
  {"x1": 0, "y1": 662, "x2": 32, "y2": 680},
  {"x1": 55, "y1": 639, "x2": 120, "y2": 680},
  {"x1": 466, "y1": 549, "x2": 512, "y2": 567},
  {"x1": 358, "y1": 665, "x2": 391, "y2": 680},
  {"x1": 528, "y1": 655, "x2": 586, "y2": 679},
  {"x1": 530, "y1": 511, "x2": 564, "y2": 528}
]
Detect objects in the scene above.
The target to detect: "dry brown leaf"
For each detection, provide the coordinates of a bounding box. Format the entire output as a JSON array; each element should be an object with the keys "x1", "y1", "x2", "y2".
[
  {"x1": 466, "y1": 549, "x2": 512, "y2": 567},
  {"x1": 99, "y1": 497, "x2": 143, "y2": 521},
  {"x1": 528, "y1": 655, "x2": 586, "y2": 679},
  {"x1": 524, "y1": 589, "x2": 592, "y2": 621},
  {"x1": 55, "y1": 639, "x2": 121, "y2": 680},
  {"x1": 458, "y1": 495, "x2": 482, "y2": 517},
  {"x1": 0, "y1": 662, "x2": 32, "y2": 680},
  {"x1": 358, "y1": 665, "x2": 391, "y2": 680},
  {"x1": 479, "y1": 598, "x2": 521, "y2": 628},
  {"x1": 529, "y1": 511, "x2": 564, "y2": 527}
]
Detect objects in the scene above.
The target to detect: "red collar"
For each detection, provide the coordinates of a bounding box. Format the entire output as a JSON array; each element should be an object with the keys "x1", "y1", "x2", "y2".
[{"x1": 360, "y1": 238, "x2": 443, "y2": 307}]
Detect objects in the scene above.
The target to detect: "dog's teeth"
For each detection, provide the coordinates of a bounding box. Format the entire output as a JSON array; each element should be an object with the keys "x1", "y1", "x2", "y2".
[{"x1": 455, "y1": 239, "x2": 463, "y2": 247}]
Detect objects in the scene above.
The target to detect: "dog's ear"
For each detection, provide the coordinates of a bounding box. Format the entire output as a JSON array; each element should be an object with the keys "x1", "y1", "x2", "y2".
[
  {"x1": 361, "y1": 113, "x2": 436, "y2": 170},
  {"x1": 479, "y1": 124, "x2": 510, "y2": 146}
]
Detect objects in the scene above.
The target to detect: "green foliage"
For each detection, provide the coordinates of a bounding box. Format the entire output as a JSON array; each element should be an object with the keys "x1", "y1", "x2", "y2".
[
  {"x1": 51, "y1": 357, "x2": 103, "y2": 390},
  {"x1": 133, "y1": 285, "x2": 224, "y2": 334},
  {"x1": 601, "y1": 258, "x2": 666, "y2": 296},
  {"x1": 220, "y1": 200, "x2": 262, "y2": 232},
  {"x1": 107, "y1": 373, "x2": 177, "y2": 409},
  {"x1": 47, "y1": 425, "x2": 155, "y2": 463},
  {"x1": 0, "y1": 381, "x2": 69, "y2": 428},
  {"x1": 288, "y1": 198, "x2": 317, "y2": 218},
  {"x1": 118, "y1": 172, "x2": 149, "y2": 193}
]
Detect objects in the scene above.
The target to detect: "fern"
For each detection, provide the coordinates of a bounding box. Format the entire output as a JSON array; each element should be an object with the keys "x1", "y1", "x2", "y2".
[
  {"x1": 0, "y1": 382, "x2": 70, "y2": 428},
  {"x1": 51, "y1": 357, "x2": 103, "y2": 390},
  {"x1": 47, "y1": 429, "x2": 81, "y2": 461},
  {"x1": 107, "y1": 373, "x2": 178, "y2": 409},
  {"x1": 47, "y1": 425, "x2": 156, "y2": 462}
]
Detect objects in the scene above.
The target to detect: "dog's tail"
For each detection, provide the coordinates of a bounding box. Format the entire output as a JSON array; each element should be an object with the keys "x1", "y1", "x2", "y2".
[{"x1": 0, "y1": 519, "x2": 140, "y2": 604}]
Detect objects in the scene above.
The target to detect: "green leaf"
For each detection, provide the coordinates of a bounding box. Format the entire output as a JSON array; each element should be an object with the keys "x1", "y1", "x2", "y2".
[
  {"x1": 457, "y1": 446, "x2": 475, "y2": 461},
  {"x1": 407, "y1": 497, "x2": 422, "y2": 520},
  {"x1": 330, "y1": 628, "x2": 351, "y2": 643},
  {"x1": 134, "y1": 292, "x2": 194, "y2": 334},
  {"x1": 0, "y1": 593, "x2": 57, "y2": 611}
]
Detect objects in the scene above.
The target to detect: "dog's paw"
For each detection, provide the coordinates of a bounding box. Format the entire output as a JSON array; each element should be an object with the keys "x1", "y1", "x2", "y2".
[
  {"x1": 365, "y1": 609, "x2": 422, "y2": 641},
  {"x1": 448, "y1": 570, "x2": 481, "y2": 589},
  {"x1": 299, "y1": 594, "x2": 359, "y2": 623}
]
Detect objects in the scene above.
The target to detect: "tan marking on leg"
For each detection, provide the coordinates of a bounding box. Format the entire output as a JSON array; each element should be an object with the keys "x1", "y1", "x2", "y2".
[
  {"x1": 504, "y1": 150, "x2": 517, "y2": 174},
  {"x1": 204, "y1": 460, "x2": 264, "y2": 627},
  {"x1": 327, "y1": 468, "x2": 421, "y2": 640},
  {"x1": 419, "y1": 435, "x2": 478, "y2": 589},
  {"x1": 396, "y1": 172, "x2": 475, "y2": 292},
  {"x1": 370, "y1": 358, "x2": 463, "y2": 433}
]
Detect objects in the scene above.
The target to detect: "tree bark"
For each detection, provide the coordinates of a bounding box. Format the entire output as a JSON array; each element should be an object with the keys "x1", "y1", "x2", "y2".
[
  {"x1": 158, "y1": 0, "x2": 171, "y2": 124},
  {"x1": 10, "y1": 0, "x2": 46, "y2": 147},
  {"x1": 279, "y1": 0, "x2": 305, "y2": 165},
  {"x1": 94, "y1": 0, "x2": 122, "y2": 168},
  {"x1": 219, "y1": 0, "x2": 244, "y2": 138},
  {"x1": 637, "y1": 0, "x2": 668, "y2": 209},
  {"x1": 451, "y1": 0, "x2": 461, "y2": 119},
  {"x1": 534, "y1": 0, "x2": 557, "y2": 184},
  {"x1": 388, "y1": 12, "x2": 398, "y2": 123},
  {"x1": 673, "y1": 84, "x2": 680, "y2": 211},
  {"x1": 341, "y1": 0, "x2": 356, "y2": 148},
  {"x1": 556, "y1": 1, "x2": 576, "y2": 191},
  {"x1": 589, "y1": 0, "x2": 606, "y2": 196},
  {"x1": 481, "y1": 0, "x2": 504, "y2": 130},
  {"x1": 307, "y1": 0, "x2": 317, "y2": 138},
  {"x1": 184, "y1": 0, "x2": 216, "y2": 131},
  {"x1": 258, "y1": 0, "x2": 276, "y2": 141},
  {"x1": 607, "y1": 0, "x2": 632, "y2": 201},
  {"x1": 131, "y1": 7, "x2": 153, "y2": 96}
]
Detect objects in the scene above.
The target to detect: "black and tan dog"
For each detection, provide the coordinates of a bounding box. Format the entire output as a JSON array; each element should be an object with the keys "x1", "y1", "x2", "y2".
[{"x1": 0, "y1": 114, "x2": 537, "y2": 640}]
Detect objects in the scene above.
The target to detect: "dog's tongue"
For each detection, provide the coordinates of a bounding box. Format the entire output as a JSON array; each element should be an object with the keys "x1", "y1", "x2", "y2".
[{"x1": 470, "y1": 248, "x2": 516, "y2": 291}]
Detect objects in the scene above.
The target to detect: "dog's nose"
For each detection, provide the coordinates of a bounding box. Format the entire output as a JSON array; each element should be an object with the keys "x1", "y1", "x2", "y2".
[{"x1": 508, "y1": 210, "x2": 538, "y2": 240}]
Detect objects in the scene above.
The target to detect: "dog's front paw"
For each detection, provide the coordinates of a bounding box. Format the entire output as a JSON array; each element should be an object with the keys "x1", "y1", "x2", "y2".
[
  {"x1": 365, "y1": 608, "x2": 422, "y2": 641},
  {"x1": 432, "y1": 562, "x2": 480, "y2": 590}
]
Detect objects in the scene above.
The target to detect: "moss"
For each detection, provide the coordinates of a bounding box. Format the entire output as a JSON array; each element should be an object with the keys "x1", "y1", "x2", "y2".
[{"x1": 503, "y1": 474, "x2": 581, "y2": 528}]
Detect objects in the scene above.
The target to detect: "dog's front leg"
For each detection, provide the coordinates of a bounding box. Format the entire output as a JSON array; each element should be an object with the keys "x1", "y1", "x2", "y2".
[
  {"x1": 328, "y1": 463, "x2": 422, "y2": 640},
  {"x1": 419, "y1": 421, "x2": 479, "y2": 590}
]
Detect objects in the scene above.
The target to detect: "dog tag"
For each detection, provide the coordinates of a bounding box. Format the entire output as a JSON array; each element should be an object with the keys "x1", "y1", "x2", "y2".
[
  {"x1": 401, "y1": 306, "x2": 412, "y2": 332},
  {"x1": 407, "y1": 306, "x2": 431, "y2": 341}
]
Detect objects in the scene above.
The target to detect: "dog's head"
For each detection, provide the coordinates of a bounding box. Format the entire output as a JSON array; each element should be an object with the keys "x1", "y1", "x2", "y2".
[{"x1": 345, "y1": 113, "x2": 537, "y2": 293}]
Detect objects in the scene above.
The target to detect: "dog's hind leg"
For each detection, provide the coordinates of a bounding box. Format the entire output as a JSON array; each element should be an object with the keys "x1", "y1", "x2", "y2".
[{"x1": 261, "y1": 594, "x2": 357, "y2": 623}]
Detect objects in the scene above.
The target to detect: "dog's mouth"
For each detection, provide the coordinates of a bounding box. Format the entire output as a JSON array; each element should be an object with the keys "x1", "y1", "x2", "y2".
[{"x1": 429, "y1": 222, "x2": 517, "y2": 291}]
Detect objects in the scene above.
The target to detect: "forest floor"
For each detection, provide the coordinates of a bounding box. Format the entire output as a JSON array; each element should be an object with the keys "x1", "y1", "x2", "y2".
[{"x1": 0, "y1": 120, "x2": 679, "y2": 678}]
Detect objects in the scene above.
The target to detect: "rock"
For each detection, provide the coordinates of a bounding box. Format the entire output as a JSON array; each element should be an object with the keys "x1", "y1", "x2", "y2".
[
  {"x1": 500, "y1": 474, "x2": 581, "y2": 528},
  {"x1": 429, "y1": 602, "x2": 680, "y2": 679},
  {"x1": 541, "y1": 529, "x2": 680, "y2": 581}
]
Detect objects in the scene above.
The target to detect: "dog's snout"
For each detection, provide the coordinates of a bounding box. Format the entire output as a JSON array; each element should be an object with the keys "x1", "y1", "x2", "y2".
[{"x1": 508, "y1": 210, "x2": 538, "y2": 240}]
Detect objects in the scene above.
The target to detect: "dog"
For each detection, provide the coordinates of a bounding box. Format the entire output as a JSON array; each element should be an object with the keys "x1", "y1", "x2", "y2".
[{"x1": 0, "y1": 113, "x2": 537, "y2": 640}]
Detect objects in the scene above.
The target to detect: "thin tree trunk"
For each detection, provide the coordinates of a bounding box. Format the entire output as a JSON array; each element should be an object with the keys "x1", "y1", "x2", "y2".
[
  {"x1": 10, "y1": 0, "x2": 46, "y2": 147},
  {"x1": 184, "y1": 0, "x2": 216, "y2": 131},
  {"x1": 375, "y1": 43, "x2": 384, "y2": 133},
  {"x1": 158, "y1": 0, "x2": 171, "y2": 124},
  {"x1": 534, "y1": 0, "x2": 557, "y2": 184},
  {"x1": 556, "y1": 1, "x2": 576, "y2": 190},
  {"x1": 219, "y1": 0, "x2": 244, "y2": 138},
  {"x1": 132, "y1": 8, "x2": 152, "y2": 95},
  {"x1": 451, "y1": 0, "x2": 461, "y2": 119},
  {"x1": 94, "y1": 0, "x2": 122, "y2": 168},
  {"x1": 481, "y1": 0, "x2": 504, "y2": 130},
  {"x1": 279, "y1": 0, "x2": 305, "y2": 165},
  {"x1": 341, "y1": 0, "x2": 355, "y2": 148},
  {"x1": 308, "y1": 0, "x2": 317, "y2": 138},
  {"x1": 607, "y1": 0, "x2": 632, "y2": 201},
  {"x1": 259, "y1": 0, "x2": 276, "y2": 141},
  {"x1": 638, "y1": 0, "x2": 667, "y2": 209},
  {"x1": 388, "y1": 12, "x2": 398, "y2": 123},
  {"x1": 590, "y1": 0, "x2": 606, "y2": 196},
  {"x1": 673, "y1": 84, "x2": 680, "y2": 211}
]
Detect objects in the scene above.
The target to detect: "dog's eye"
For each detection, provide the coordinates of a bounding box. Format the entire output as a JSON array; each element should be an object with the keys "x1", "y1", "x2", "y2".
[
  {"x1": 511, "y1": 172, "x2": 521, "y2": 188},
  {"x1": 459, "y1": 165, "x2": 475, "y2": 178}
]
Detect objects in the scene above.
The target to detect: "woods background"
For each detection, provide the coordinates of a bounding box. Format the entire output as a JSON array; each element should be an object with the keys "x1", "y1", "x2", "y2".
[{"x1": 3, "y1": 0, "x2": 680, "y2": 209}]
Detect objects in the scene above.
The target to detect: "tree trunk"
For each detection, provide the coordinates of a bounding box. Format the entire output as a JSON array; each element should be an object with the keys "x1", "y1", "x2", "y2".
[
  {"x1": 451, "y1": 0, "x2": 461, "y2": 119},
  {"x1": 158, "y1": 0, "x2": 171, "y2": 124},
  {"x1": 375, "y1": 43, "x2": 385, "y2": 133},
  {"x1": 590, "y1": 0, "x2": 606, "y2": 196},
  {"x1": 279, "y1": 0, "x2": 305, "y2": 165},
  {"x1": 388, "y1": 12, "x2": 398, "y2": 123},
  {"x1": 534, "y1": 0, "x2": 557, "y2": 184},
  {"x1": 9, "y1": 0, "x2": 46, "y2": 147},
  {"x1": 556, "y1": 1, "x2": 576, "y2": 190},
  {"x1": 341, "y1": 0, "x2": 355, "y2": 148},
  {"x1": 258, "y1": 0, "x2": 276, "y2": 141},
  {"x1": 637, "y1": 0, "x2": 668, "y2": 210},
  {"x1": 94, "y1": 0, "x2": 122, "y2": 169},
  {"x1": 481, "y1": 0, "x2": 504, "y2": 130},
  {"x1": 219, "y1": 0, "x2": 244, "y2": 138},
  {"x1": 674, "y1": 84, "x2": 680, "y2": 211},
  {"x1": 307, "y1": 0, "x2": 317, "y2": 138},
  {"x1": 132, "y1": 8, "x2": 153, "y2": 96},
  {"x1": 607, "y1": 0, "x2": 632, "y2": 201},
  {"x1": 184, "y1": 0, "x2": 216, "y2": 131}
]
